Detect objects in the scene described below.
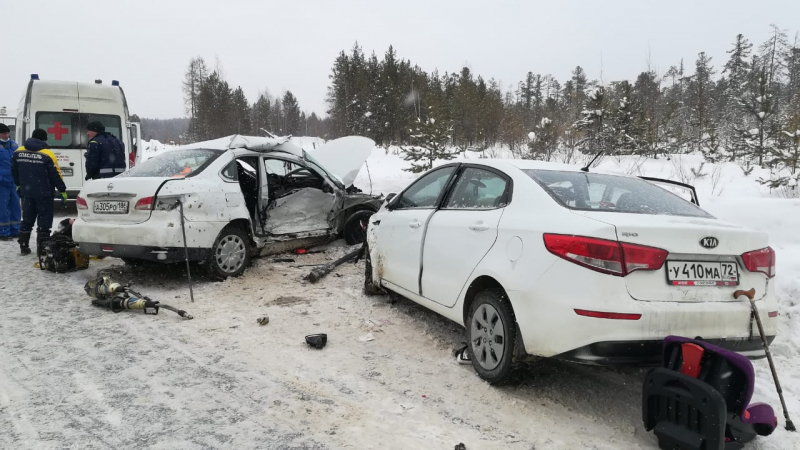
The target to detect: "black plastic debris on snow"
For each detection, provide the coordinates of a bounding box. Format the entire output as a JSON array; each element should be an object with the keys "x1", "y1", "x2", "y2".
[{"x1": 305, "y1": 333, "x2": 327, "y2": 349}]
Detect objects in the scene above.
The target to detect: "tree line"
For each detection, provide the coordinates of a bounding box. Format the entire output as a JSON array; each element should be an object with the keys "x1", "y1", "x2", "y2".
[
  {"x1": 180, "y1": 57, "x2": 326, "y2": 143},
  {"x1": 166, "y1": 24, "x2": 799, "y2": 185},
  {"x1": 326, "y1": 27, "x2": 799, "y2": 185}
]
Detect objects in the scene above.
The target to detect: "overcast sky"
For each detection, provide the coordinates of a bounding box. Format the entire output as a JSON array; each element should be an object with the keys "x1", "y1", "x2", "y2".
[{"x1": 2, "y1": 0, "x2": 798, "y2": 119}]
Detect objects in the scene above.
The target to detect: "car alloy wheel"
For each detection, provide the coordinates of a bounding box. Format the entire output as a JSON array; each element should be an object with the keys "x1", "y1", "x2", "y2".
[
  {"x1": 215, "y1": 234, "x2": 246, "y2": 274},
  {"x1": 470, "y1": 303, "x2": 506, "y2": 371},
  {"x1": 466, "y1": 289, "x2": 517, "y2": 384}
]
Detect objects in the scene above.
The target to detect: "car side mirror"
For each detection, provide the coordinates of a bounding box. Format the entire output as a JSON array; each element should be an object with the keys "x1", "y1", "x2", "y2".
[{"x1": 385, "y1": 193, "x2": 397, "y2": 210}]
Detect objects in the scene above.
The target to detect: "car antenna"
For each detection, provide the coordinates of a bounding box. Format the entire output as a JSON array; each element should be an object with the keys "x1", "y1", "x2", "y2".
[
  {"x1": 260, "y1": 128, "x2": 277, "y2": 139},
  {"x1": 581, "y1": 151, "x2": 604, "y2": 172}
]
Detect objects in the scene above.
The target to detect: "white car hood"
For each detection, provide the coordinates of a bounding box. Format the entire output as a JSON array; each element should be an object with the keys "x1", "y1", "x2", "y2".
[{"x1": 306, "y1": 136, "x2": 375, "y2": 187}]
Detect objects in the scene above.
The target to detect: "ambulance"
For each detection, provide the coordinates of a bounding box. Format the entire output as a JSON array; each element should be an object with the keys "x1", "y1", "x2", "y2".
[{"x1": 15, "y1": 75, "x2": 142, "y2": 199}]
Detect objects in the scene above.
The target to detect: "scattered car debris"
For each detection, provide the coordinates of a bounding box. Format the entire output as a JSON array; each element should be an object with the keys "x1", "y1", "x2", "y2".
[
  {"x1": 304, "y1": 246, "x2": 363, "y2": 283},
  {"x1": 454, "y1": 444, "x2": 466, "y2": 450},
  {"x1": 295, "y1": 249, "x2": 308, "y2": 255},
  {"x1": 257, "y1": 316, "x2": 270, "y2": 326},
  {"x1": 305, "y1": 333, "x2": 327, "y2": 349},
  {"x1": 358, "y1": 333, "x2": 375, "y2": 342},
  {"x1": 272, "y1": 258, "x2": 295, "y2": 263}
]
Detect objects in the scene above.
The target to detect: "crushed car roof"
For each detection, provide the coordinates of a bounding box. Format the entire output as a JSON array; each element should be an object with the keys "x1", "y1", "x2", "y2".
[
  {"x1": 173, "y1": 135, "x2": 305, "y2": 157},
  {"x1": 171, "y1": 135, "x2": 377, "y2": 187}
]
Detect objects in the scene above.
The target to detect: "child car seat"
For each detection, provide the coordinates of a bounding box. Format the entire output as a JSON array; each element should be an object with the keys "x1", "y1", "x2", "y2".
[{"x1": 642, "y1": 336, "x2": 776, "y2": 450}]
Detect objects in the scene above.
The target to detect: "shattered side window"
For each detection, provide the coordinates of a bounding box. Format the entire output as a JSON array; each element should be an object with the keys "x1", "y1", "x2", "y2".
[
  {"x1": 395, "y1": 166, "x2": 456, "y2": 209},
  {"x1": 444, "y1": 167, "x2": 508, "y2": 209}
]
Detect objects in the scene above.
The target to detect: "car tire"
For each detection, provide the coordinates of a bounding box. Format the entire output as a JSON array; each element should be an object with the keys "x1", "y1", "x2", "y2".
[
  {"x1": 343, "y1": 210, "x2": 374, "y2": 245},
  {"x1": 205, "y1": 226, "x2": 251, "y2": 280},
  {"x1": 466, "y1": 289, "x2": 518, "y2": 385},
  {"x1": 363, "y1": 241, "x2": 385, "y2": 296}
]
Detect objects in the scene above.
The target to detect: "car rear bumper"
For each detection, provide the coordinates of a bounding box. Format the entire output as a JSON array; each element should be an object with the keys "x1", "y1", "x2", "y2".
[
  {"x1": 553, "y1": 336, "x2": 776, "y2": 366},
  {"x1": 73, "y1": 215, "x2": 226, "y2": 249},
  {"x1": 78, "y1": 242, "x2": 209, "y2": 263},
  {"x1": 505, "y1": 259, "x2": 779, "y2": 360}
]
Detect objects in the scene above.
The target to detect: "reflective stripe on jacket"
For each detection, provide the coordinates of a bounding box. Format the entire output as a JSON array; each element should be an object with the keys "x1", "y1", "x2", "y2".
[{"x1": 11, "y1": 138, "x2": 66, "y2": 198}]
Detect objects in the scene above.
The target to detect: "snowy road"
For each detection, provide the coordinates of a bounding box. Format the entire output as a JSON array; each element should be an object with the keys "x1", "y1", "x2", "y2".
[{"x1": 0, "y1": 232, "x2": 656, "y2": 450}]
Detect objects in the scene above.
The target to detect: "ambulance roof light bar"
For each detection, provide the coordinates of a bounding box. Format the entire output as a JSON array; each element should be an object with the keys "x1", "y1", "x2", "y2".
[
  {"x1": 31, "y1": 74, "x2": 39, "y2": 80},
  {"x1": 112, "y1": 80, "x2": 120, "y2": 86}
]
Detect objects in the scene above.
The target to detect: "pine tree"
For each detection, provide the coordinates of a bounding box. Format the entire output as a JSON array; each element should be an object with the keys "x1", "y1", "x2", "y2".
[
  {"x1": 611, "y1": 81, "x2": 640, "y2": 154},
  {"x1": 574, "y1": 86, "x2": 615, "y2": 157},
  {"x1": 282, "y1": 91, "x2": 302, "y2": 135},
  {"x1": 759, "y1": 25, "x2": 790, "y2": 87},
  {"x1": 402, "y1": 107, "x2": 455, "y2": 173},
  {"x1": 688, "y1": 52, "x2": 717, "y2": 149},
  {"x1": 182, "y1": 57, "x2": 208, "y2": 119},
  {"x1": 735, "y1": 64, "x2": 780, "y2": 166},
  {"x1": 527, "y1": 117, "x2": 558, "y2": 161},
  {"x1": 231, "y1": 87, "x2": 251, "y2": 134},
  {"x1": 251, "y1": 93, "x2": 272, "y2": 134},
  {"x1": 721, "y1": 35, "x2": 753, "y2": 151},
  {"x1": 633, "y1": 70, "x2": 661, "y2": 156}
]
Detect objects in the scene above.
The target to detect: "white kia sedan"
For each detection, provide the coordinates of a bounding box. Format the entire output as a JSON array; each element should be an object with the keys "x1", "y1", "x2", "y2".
[
  {"x1": 364, "y1": 160, "x2": 778, "y2": 383},
  {"x1": 74, "y1": 135, "x2": 381, "y2": 279}
]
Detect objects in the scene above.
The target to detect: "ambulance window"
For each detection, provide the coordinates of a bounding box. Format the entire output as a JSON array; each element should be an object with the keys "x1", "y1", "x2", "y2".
[
  {"x1": 83, "y1": 114, "x2": 123, "y2": 143},
  {"x1": 36, "y1": 112, "x2": 76, "y2": 148}
]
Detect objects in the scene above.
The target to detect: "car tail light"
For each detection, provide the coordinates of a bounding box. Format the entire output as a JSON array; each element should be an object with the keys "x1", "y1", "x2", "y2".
[
  {"x1": 741, "y1": 247, "x2": 775, "y2": 278},
  {"x1": 768, "y1": 311, "x2": 778, "y2": 318},
  {"x1": 621, "y1": 242, "x2": 669, "y2": 274},
  {"x1": 543, "y1": 234, "x2": 668, "y2": 277},
  {"x1": 76, "y1": 196, "x2": 88, "y2": 210},
  {"x1": 134, "y1": 196, "x2": 153, "y2": 210}
]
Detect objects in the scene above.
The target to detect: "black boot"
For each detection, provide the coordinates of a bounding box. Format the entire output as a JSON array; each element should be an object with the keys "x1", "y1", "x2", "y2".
[
  {"x1": 36, "y1": 233, "x2": 50, "y2": 258},
  {"x1": 18, "y1": 231, "x2": 32, "y2": 256}
]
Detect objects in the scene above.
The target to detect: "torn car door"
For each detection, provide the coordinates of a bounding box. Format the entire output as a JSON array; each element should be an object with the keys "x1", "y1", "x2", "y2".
[
  {"x1": 259, "y1": 156, "x2": 340, "y2": 236},
  {"x1": 263, "y1": 188, "x2": 338, "y2": 235}
]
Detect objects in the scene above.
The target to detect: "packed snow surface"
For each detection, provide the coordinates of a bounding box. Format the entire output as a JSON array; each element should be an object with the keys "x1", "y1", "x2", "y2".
[{"x1": 1, "y1": 144, "x2": 798, "y2": 449}]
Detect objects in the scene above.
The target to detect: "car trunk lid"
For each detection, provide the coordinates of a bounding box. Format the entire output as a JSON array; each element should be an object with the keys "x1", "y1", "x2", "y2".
[
  {"x1": 79, "y1": 177, "x2": 168, "y2": 224},
  {"x1": 573, "y1": 211, "x2": 770, "y2": 302}
]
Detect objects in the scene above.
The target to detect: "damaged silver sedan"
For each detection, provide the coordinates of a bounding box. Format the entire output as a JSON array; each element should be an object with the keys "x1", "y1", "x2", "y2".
[{"x1": 73, "y1": 135, "x2": 382, "y2": 279}]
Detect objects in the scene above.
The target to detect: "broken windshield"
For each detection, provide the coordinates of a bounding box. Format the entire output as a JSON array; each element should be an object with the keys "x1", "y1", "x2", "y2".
[{"x1": 120, "y1": 149, "x2": 223, "y2": 178}]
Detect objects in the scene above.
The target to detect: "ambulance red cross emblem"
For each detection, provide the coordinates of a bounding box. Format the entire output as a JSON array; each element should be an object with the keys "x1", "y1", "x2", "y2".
[{"x1": 47, "y1": 121, "x2": 69, "y2": 140}]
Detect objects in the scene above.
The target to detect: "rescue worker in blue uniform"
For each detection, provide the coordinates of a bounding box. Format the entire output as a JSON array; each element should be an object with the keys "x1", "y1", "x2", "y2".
[
  {"x1": 0, "y1": 123, "x2": 22, "y2": 240},
  {"x1": 11, "y1": 129, "x2": 67, "y2": 255},
  {"x1": 85, "y1": 121, "x2": 126, "y2": 180}
]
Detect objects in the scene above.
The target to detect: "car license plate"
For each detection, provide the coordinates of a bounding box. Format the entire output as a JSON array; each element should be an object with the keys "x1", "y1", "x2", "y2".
[
  {"x1": 61, "y1": 167, "x2": 74, "y2": 177},
  {"x1": 93, "y1": 200, "x2": 129, "y2": 214},
  {"x1": 666, "y1": 261, "x2": 739, "y2": 286}
]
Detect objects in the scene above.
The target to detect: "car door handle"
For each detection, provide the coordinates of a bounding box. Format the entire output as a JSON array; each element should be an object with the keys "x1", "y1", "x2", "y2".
[
  {"x1": 408, "y1": 221, "x2": 421, "y2": 229},
  {"x1": 469, "y1": 222, "x2": 490, "y2": 232}
]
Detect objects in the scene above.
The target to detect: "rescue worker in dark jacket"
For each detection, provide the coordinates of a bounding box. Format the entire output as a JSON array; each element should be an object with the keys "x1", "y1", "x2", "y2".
[
  {"x1": 11, "y1": 129, "x2": 67, "y2": 255},
  {"x1": 85, "y1": 121, "x2": 126, "y2": 180}
]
